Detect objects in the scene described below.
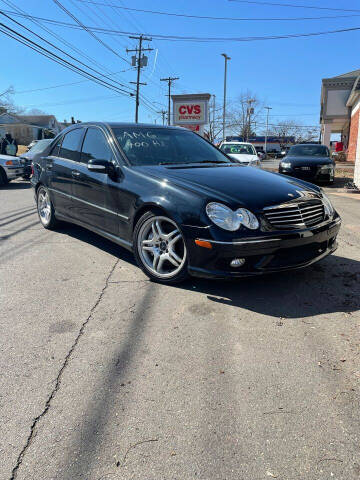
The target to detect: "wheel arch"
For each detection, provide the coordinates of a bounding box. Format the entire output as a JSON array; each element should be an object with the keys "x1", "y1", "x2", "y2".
[{"x1": 132, "y1": 202, "x2": 175, "y2": 232}]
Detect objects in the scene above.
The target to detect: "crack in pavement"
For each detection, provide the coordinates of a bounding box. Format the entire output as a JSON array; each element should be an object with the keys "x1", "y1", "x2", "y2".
[{"x1": 9, "y1": 258, "x2": 120, "y2": 480}]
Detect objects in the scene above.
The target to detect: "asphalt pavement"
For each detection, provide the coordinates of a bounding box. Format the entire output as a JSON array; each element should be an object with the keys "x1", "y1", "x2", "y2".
[{"x1": 1, "y1": 180, "x2": 359, "y2": 480}]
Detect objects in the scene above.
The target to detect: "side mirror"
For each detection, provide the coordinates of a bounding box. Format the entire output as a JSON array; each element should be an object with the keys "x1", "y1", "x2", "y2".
[{"x1": 87, "y1": 159, "x2": 112, "y2": 174}]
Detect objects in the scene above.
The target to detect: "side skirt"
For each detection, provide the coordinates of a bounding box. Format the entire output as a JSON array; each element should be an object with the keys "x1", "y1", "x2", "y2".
[{"x1": 55, "y1": 212, "x2": 133, "y2": 252}]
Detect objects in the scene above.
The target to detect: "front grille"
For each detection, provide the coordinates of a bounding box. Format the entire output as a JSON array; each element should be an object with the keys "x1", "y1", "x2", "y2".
[{"x1": 264, "y1": 200, "x2": 325, "y2": 229}]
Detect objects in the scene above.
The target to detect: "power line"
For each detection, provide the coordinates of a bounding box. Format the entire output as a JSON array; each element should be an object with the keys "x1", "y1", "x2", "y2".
[
  {"x1": 228, "y1": 0, "x2": 360, "y2": 12},
  {"x1": 0, "y1": 21, "x2": 133, "y2": 97},
  {"x1": 14, "y1": 68, "x2": 133, "y2": 94},
  {"x1": 74, "y1": 0, "x2": 360, "y2": 21},
  {"x1": 51, "y1": 0, "x2": 130, "y2": 64},
  {"x1": 0, "y1": 0, "x2": 123, "y2": 82},
  {"x1": 2, "y1": 9, "x2": 360, "y2": 43},
  {"x1": 0, "y1": 10, "x2": 133, "y2": 93},
  {"x1": 68, "y1": 0, "x2": 129, "y2": 53}
]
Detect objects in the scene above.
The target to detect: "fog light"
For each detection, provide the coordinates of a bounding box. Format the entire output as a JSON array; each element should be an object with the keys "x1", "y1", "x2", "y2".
[{"x1": 230, "y1": 258, "x2": 245, "y2": 268}]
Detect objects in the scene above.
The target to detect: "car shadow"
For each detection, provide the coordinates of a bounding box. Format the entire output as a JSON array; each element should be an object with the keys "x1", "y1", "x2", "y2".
[
  {"x1": 177, "y1": 254, "x2": 360, "y2": 319},
  {"x1": 1, "y1": 180, "x2": 31, "y2": 190},
  {"x1": 55, "y1": 222, "x2": 136, "y2": 265},
  {"x1": 54, "y1": 223, "x2": 359, "y2": 320}
]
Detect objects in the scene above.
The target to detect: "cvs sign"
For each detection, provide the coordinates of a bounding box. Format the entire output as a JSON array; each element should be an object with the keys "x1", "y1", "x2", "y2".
[{"x1": 173, "y1": 100, "x2": 207, "y2": 125}]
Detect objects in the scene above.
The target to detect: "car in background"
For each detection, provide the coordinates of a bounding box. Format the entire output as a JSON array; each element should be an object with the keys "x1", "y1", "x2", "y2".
[
  {"x1": 0, "y1": 154, "x2": 24, "y2": 186},
  {"x1": 27, "y1": 140, "x2": 39, "y2": 150},
  {"x1": 20, "y1": 138, "x2": 54, "y2": 179},
  {"x1": 219, "y1": 141, "x2": 260, "y2": 166},
  {"x1": 279, "y1": 144, "x2": 335, "y2": 184}
]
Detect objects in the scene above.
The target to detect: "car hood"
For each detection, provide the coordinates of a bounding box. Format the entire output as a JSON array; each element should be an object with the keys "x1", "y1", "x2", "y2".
[
  {"x1": 227, "y1": 153, "x2": 257, "y2": 163},
  {"x1": 135, "y1": 164, "x2": 320, "y2": 211},
  {"x1": 20, "y1": 152, "x2": 33, "y2": 160},
  {"x1": 0, "y1": 153, "x2": 18, "y2": 161},
  {"x1": 284, "y1": 156, "x2": 333, "y2": 166}
]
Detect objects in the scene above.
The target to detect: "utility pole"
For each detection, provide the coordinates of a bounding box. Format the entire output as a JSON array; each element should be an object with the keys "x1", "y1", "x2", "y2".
[
  {"x1": 211, "y1": 94, "x2": 216, "y2": 142},
  {"x1": 127, "y1": 35, "x2": 153, "y2": 123},
  {"x1": 221, "y1": 53, "x2": 230, "y2": 141},
  {"x1": 246, "y1": 98, "x2": 255, "y2": 142},
  {"x1": 160, "y1": 77, "x2": 179, "y2": 125},
  {"x1": 264, "y1": 106, "x2": 272, "y2": 157},
  {"x1": 157, "y1": 110, "x2": 167, "y2": 125}
]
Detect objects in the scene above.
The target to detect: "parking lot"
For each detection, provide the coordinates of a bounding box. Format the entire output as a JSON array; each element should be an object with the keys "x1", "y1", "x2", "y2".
[{"x1": 1, "y1": 180, "x2": 360, "y2": 480}]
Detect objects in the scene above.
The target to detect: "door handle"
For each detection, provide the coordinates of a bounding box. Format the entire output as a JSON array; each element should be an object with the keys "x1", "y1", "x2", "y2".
[{"x1": 71, "y1": 170, "x2": 80, "y2": 178}]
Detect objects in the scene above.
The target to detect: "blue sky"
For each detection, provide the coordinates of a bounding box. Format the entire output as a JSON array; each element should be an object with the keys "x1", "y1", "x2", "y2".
[{"x1": 1, "y1": 0, "x2": 360, "y2": 131}]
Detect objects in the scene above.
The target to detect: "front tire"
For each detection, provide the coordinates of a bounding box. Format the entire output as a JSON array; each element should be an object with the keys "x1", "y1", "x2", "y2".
[
  {"x1": 0, "y1": 168, "x2": 8, "y2": 186},
  {"x1": 36, "y1": 186, "x2": 58, "y2": 229},
  {"x1": 133, "y1": 211, "x2": 189, "y2": 284}
]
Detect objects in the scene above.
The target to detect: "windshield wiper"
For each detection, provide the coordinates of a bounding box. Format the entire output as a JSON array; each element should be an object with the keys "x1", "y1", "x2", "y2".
[
  {"x1": 159, "y1": 160, "x2": 228, "y2": 165},
  {"x1": 159, "y1": 161, "x2": 182, "y2": 165},
  {"x1": 192, "y1": 160, "x2": 228, "y2": 164}
]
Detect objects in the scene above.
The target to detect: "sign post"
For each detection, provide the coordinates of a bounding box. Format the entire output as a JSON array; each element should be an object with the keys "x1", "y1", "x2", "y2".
[{"x1": 171, "y1": 93, "x2": 211, "y2": 137}]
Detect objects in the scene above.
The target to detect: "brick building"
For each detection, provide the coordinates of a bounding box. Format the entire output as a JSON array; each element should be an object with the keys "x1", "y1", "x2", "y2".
[{"x1": 320, "y1": 69, "x2": 360, "y2": 187}]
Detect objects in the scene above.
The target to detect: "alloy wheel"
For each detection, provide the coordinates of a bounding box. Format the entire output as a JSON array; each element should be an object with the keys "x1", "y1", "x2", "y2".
[
  {"x1": 137, "y1": 216, "x2": 187, "y2": 279},
  {"x1": 37, "y1": 188, "x2": 51, "y2": 226}
]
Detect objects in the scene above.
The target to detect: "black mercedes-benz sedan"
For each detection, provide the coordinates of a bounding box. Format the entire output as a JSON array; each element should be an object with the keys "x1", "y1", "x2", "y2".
[
  {"x1": 279, "y1": 144, "x2": 335, "y2": 184},
  {"x1": 31, "y1": 123, "x2": 341, "y2": 284}
]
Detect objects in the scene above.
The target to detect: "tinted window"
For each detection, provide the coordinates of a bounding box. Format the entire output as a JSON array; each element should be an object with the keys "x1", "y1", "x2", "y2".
[
  {"x1": 287, "y1": 145, "x2": 329, "y2": 157},
  {"x1": 81, "y1": 128, "x2": 112, "y2": 164},
  {"x1": 59, "y1": 128, "x2": 83, "y2": 161},
  {"x1": 112, "y1": 127, "x2": 231, "y2": 166}
]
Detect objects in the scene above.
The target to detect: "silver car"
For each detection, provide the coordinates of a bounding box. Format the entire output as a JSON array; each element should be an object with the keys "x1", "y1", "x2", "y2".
[{"x1": 0, "y1": 154, "x2": 24, "y2": 186}]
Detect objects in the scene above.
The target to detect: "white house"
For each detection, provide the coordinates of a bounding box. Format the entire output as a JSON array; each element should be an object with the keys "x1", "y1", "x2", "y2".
[{"x1": 0, "y1": 113, "x2": 62, "y2": 145}]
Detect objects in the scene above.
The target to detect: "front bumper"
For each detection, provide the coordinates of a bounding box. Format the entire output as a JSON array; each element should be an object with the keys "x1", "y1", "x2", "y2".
[
  {"x1": 184, "y1": 216, "x2": 341, "y2": 279},
  {"x1": 279, "y1": 167, "x2": 334, "y2": 183}
]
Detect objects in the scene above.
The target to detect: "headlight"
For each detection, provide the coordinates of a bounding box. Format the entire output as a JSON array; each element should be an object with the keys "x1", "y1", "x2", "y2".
[
  {"x1": 321, "y1": 192, "x2": 334, "y2": 217},
  {"x1": 281, "y1": 162, "x2": 291, "y2": 168},
  {"x1": 320, "y1": 165, "x2": 333, "y2": 172},
  {"x1": 206, "y1": 202, "x2": 259, "y2": 231}
]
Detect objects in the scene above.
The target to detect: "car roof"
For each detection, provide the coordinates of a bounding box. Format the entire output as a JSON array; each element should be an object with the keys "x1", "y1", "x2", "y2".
[
  {"x1": 292, "y1": 143, "x2": 325, "y2": 147},
  {"x1": 64, "y1": 122, "x2": 183, "y2": 130},
  {"x1": 221, "y1": 141, "x2": 253, "y2": 145}
]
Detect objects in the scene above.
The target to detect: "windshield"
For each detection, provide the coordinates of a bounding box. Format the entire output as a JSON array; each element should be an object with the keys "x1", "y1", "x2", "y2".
[
  {"x1": 220, "y1": 143, "x2": 256, "y2": 155},
  {"x1": 28, "y1": 139, "x2": 53, "y2": 153},
  {"x1": 112, "y1": 127, "x2": 232, "y2": 166},
  {"x1": 287, "y1": 145, "x2": 329, "y2": 157}
]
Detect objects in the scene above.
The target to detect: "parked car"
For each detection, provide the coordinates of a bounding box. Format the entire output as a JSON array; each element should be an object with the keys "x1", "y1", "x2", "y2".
[
  {"x1": 31, "y1": 122, "x2": 341, "y2": 284},
  {"x1": 27, "y1": 140, "x2": 39, "y2": 151},
  {"x1": 0, "y1": 154, "x2": 24, "y2": 186},
  {"x1": 219, "y1": 141, "x2": 261, "y2": 166},
  {"x1": 20, "y1": 138, "x2": 54, "y2": 179},
  {"x1": 279, "y1": 144, "x2": 335, "y2": 184}
]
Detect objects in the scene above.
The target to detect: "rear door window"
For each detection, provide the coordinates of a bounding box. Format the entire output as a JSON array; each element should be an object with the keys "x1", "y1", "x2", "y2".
[
  {"x1": 59, "y1": 128, "x2": 84, "y2": 161},
  {"x1": 80, "y1": 127, "x2": 112, "y2": 164}
]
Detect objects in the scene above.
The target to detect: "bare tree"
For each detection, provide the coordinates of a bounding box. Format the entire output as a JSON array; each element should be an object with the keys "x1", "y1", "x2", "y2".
[
  {"x1": 25, "y1": 108, "x2": 48, "y2": 115},
  {"x1": 0, "y1": 85, "x2": 25, "y2": 115},
  {"x1": 206, "y1": 100, "x2": 224, "y2": 143},
  {"x1": 227, "y1": 91, "x2": 264, "y2": 140},
  {"x1": 264, "y1": 119, "x2": 320, "y2": 147}
]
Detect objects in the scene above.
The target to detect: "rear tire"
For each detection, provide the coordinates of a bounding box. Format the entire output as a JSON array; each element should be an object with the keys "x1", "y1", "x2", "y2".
[
  {"x1": 133, "y1": 211, "x2": 189, "y2": 284},
  {"x1": 36, "y1": 186, "x2": 58, "y2": 229}
]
